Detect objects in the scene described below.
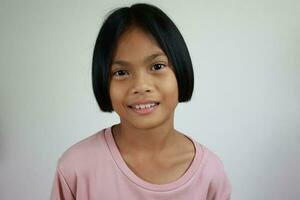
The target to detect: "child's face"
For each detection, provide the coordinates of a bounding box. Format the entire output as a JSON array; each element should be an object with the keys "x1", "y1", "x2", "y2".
[{"x1": 109, "y1": 27, "x2": 179, "y2": 129}]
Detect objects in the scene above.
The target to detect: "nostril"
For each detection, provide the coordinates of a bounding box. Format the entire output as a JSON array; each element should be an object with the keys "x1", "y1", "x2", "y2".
[{"x1": 133, "y1": 90, "x2": 151, "y2": 94}]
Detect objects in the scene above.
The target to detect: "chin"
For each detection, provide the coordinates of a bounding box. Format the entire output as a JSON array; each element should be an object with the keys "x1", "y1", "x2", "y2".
[{"x1": 124, "y1": 118, "x2": 168, "y2": 130}]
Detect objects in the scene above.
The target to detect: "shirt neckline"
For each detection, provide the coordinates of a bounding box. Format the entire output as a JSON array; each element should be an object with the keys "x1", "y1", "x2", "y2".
[{"x1": 104, "y1": 126, "x2": 204, "y2": 192}]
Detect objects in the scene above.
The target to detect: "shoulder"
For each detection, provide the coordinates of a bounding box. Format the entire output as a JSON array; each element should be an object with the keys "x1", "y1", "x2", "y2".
[
  {"x1": 201, "y1": 145, "x2": 227, "y2": 175},
  {"x1": 197, "y1": 144, "x2": 232, "y2": 198},
  {"x1": 56, "y1": 128, "x2": 108, "y2": 174},
  {"x1": 191, "y1": 137, "x2": 230, "y2": 183},
  {"x1": 184, "y1": 134, "x2": 227, "y2": 174}
]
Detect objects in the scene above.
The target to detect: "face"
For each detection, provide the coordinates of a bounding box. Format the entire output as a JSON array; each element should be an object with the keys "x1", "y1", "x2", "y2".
[{"x1": 109, "y1": 27, "x2": 179, "y2": 130}]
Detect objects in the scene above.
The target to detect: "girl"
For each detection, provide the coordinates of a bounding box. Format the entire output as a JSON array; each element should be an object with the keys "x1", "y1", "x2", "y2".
[{"x1": 51, "y1": 3, "x2": 231, "y2": 200}]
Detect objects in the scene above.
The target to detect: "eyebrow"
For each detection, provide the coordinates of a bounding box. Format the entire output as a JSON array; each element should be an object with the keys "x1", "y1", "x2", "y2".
[{"x1": 112, "y1": 52, "x2": 167, "y2": 67}]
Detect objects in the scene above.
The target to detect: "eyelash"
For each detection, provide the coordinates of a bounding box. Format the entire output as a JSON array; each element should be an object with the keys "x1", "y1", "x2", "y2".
[
  {"x1": 112, "y1": 63, "x2": 166, "y2": 77},
  {"x1": 151, "y1": 63, "x2": 166, "y2": 71},
  {"x1": 112, "y1": 70, "x2": 128, "y2": 77}
]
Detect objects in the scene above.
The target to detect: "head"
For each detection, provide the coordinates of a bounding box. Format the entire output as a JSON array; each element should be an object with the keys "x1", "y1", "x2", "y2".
[{"x1": 92, "y1": 3, "x2": 194, "y2": 113}]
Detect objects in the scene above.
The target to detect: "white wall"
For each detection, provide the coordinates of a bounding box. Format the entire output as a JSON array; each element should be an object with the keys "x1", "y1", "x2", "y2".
[{"x1": 0, "y1": 0, "x2": 299, "y2": 199}]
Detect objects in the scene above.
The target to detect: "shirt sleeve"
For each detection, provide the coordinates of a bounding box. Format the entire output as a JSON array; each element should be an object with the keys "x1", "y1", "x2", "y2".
[
  {"x1": 207, "y1": 160, "x2": 232, "y2": 200},
  {"x1": 50, "y1": 165, "x2": 75, "y2": 200}
]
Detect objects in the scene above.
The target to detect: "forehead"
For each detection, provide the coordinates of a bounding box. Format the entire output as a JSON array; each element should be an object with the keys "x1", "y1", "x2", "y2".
[{"x1": 113, "y1": 27, "x2": 167, "y2": 61}]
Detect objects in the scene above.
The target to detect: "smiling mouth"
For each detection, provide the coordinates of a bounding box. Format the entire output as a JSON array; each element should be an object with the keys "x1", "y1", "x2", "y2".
[
  {"x1": 128, "y1": 102, "x2": 160, "y2": 109},
  {"x1": 128, "y1": 102, "x2": 160, "y2": 114}
]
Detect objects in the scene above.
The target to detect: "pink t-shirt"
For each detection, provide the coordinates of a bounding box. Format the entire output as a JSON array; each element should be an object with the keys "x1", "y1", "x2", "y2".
[{"x1": 50, "y1": 126, "x2": 231, "y2": 200}]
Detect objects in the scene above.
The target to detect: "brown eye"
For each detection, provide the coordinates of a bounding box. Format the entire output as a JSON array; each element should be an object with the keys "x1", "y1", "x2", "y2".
[
  {"x1": 151, "y1": 63, "x2": 166, "y2": 71},
  {"x1": 113, "y1": 70, "x2": 129, "y2": 76}
]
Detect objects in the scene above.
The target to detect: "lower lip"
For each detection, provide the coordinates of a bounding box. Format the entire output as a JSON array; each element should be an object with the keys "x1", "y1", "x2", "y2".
[{"x1": 129, "y1": 104, "x2": 159, "y2": 115}]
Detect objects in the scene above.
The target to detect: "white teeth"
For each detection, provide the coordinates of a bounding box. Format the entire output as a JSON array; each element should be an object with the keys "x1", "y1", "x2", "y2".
[{"x1": 134, "y1": 103, "x2": 156, "y2": 109}]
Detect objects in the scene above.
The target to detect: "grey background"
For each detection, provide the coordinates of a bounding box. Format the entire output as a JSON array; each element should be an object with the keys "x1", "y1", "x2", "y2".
[{"x1": 0, "y1": 0, "x2": 299, "y2": 199}]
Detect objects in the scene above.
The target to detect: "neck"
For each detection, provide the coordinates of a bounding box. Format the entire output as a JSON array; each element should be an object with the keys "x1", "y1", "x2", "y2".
[{"x1": 112, "y1": 120, "x2": 178, "y2": 156}]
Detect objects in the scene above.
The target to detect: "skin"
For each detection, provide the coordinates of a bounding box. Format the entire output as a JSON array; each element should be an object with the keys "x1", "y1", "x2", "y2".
[{"x1": 109, "y1": 27, "x2": 195, "y2": 184}]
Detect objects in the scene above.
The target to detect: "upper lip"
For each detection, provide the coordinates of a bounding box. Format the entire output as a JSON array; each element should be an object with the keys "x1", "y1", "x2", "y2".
[{"x1": 128, "y1": 99, "x2": 160, "y2": 107}]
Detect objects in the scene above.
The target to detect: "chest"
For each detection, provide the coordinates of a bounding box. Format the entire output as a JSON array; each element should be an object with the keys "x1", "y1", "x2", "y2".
[{"x1": 122, "y1": 151, "x2": 195, "y2": 184}]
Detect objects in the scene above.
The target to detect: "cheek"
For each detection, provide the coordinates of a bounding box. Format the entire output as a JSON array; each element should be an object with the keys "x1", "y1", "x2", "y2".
[
  {"x1": 163, "y1": 74, "x2": 179, "y2": 97},
  {"x1": 109, "y1": 82, "x2": 127, "y2": 108},
  {"x1": 109, "y1": 83, "x2": 119, "y2": 104}
]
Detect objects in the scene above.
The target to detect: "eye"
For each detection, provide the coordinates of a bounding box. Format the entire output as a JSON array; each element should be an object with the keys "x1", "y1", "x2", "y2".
[
  {"x1": 151, "y1": 63, "x2": 166, "y2": 71},
  {"x1": 112, "y1": 70, "x2": 129, "y2": 77}
]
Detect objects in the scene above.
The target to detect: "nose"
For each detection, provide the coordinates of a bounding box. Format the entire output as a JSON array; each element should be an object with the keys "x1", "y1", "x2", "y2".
[{"x1": 130, "y1": 72, "x2": 153, "y2": 94}]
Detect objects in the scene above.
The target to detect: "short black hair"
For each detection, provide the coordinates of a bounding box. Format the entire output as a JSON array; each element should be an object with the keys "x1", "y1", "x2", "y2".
[{"x1": 92, "y1": 3, "x2": 194, "y2": 112}]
